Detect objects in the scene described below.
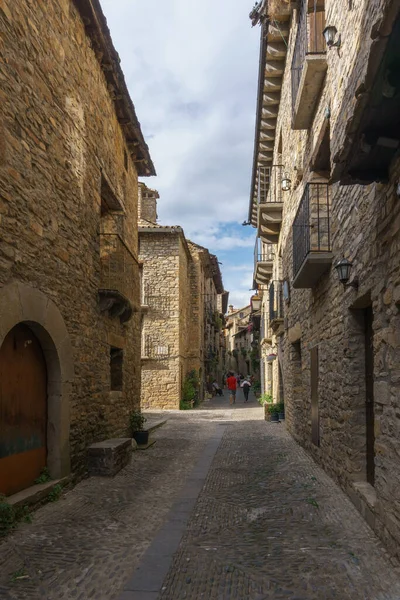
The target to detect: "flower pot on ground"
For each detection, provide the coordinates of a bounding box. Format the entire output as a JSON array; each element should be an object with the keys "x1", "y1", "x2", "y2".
[
  {"x1": 258, "y1": 394, "x2": 274, "y2": 421},
  {"x1": 266, "y1": 403, "x2": 280, "y2": 423},
  {"x1": 129, "y1": 411, "x2": 149, "y2": 445}
]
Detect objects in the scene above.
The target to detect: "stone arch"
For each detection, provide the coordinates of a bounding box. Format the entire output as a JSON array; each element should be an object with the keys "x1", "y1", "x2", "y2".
[{"x1": 0, "y1": 283, "x2": 74, "y2": 481}]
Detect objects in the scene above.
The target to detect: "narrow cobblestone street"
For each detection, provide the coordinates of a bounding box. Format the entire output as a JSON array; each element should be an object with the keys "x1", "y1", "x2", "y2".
[{"x1": 1, "y1": 392, "x2": 400, "y2": 600}]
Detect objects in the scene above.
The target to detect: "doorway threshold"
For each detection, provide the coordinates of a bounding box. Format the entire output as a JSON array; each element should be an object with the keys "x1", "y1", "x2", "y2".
[{"x1": 6, "y1": 477, "x2": 69, "y2": 510}]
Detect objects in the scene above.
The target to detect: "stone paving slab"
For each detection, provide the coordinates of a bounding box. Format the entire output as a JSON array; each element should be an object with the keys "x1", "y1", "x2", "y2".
[
  {"x1": 1, "y1": 392, "x2": 400, "y2": 600},
  {"x1": 158, "y1": 397, "x2": 400, "y2": 600},
  {"x1": 0, "y1": 407, "x2": 232, "y2": 600}
]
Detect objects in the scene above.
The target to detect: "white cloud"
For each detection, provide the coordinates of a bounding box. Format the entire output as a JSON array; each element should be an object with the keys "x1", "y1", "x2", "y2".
[{"x1": 101, "y1": 0, "x2": 259, "y2": 296}]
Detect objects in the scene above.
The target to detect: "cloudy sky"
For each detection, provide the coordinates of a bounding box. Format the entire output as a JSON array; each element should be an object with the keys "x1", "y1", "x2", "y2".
[{"x1": 101, "y1": 0, "x2": 260, "y2": 308}]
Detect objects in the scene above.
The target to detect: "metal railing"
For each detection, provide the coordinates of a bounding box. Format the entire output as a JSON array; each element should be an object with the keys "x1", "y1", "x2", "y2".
[
  {"x1": 291, "y1": 0, "x2": 326, "y2": 114},
  {"x1": 143, "y1": 334, "x2": 170, "y2": 359},
  {"x1": 257, "y1": 165, "x2": 283, "y2": 205},
  {"x1": 99, "y1": 233, "x2": 135, "y2": 303},
  {"x1": 254, "y1": 237, "x2": 274, "y2": 272},
  {"x1": 292, "y1": 182, "x2": 331, "y2": 279},
  {"x1": 269, "y1": 281, "x2": 284, "y2": 323}
]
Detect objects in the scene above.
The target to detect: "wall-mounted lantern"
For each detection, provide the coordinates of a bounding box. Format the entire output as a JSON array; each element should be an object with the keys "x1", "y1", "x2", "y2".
[
  {"x1": 281, "y1": 172, "x2": 292, "y2": 192},
  {"x1": 323, "y1": 26, "x2": 341, "y2": 49},
  {"x1": 251, "y1": 292, "x2": 261, "y2": 313},
  {"x1": 335, "y1": 258, "x2": 359, "y2": 289}
]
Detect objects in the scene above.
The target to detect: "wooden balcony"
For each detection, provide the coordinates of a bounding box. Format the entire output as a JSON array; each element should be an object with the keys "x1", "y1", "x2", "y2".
[
  {"x1": 292, "y1": 183, "x2": 333, "y2": 289},
  {"x1": 256, "y1": 165, "x2": 284, "y2": 245},
  {"x1": 291, "y1": 0, "x2": 327, "y2": 130},
  {"x1": 254, "y1": 238, "x2": 274, "y2": 286},
  {"x1": 98, "y1": 233, "x2": 135, "y2": 323},
  {"x1": 269, "y1": 281, "x2": 284, "y2": 335}
]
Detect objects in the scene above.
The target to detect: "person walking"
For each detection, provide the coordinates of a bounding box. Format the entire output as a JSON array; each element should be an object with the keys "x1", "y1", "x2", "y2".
[
  {"x1": 241, "y1": 377, "x2": 251, "y2": 402},
  {"x1": 226, "y1": 371, "x2": 237, "y2": 405},
  {"x1": 212, "y1": 380, "x2": 223, "y2": 397}
]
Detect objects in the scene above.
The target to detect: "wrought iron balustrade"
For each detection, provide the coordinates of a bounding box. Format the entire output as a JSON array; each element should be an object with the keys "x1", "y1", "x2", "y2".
[
  {"x1": 254, "y1": 237, "x2": 274, "y2": 268},
  {"x1": 292, "y1": 182, "x2": 331, "y2": 279},
  {"x1": 257, "y1": 165, "x2": 283, "y2": 205},
  {"x1": 291, "y1": 0, "x2": 326, "y2": 116},
  {"x1": 269, "y1": 281, "x2": 284, "y2": 324},
  {"x1": 99, "y1": 233, "x2": 136, "y2": 321}
]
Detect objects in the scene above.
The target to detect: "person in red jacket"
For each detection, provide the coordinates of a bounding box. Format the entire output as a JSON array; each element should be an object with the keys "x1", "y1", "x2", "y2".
[{"x1": 226, "y1": 371, "x2": 237, "y2": 405}]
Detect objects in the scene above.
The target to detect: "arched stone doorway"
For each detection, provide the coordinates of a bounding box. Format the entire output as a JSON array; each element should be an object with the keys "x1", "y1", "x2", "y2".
[
  {"x1": 0, "y1": 283, "x2": 73, "y2": 495},
  {"x1": 0, "y1": 324, "x2": 47, "y2": 495}
]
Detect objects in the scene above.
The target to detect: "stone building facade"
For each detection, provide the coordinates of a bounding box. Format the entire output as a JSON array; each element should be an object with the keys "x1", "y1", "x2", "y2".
[
  {"x1": 0, "y1": 0, "x2": 154, "y2": 496},
  {"x1": 139, "y1": 184, "x2": 226, "y2": 409},
  {"x1": 250, "y1": 0, "x2": 400, "y2": 557},
  {"x1": 224, "y1": 305, "x2": 254, "y2": 377}
]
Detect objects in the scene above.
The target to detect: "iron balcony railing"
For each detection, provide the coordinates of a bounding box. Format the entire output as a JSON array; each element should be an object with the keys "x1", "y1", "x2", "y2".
[
  {"x1": 254, "y1": 237, "x2": 274, "y2": 271},
  {"x1": 143, "y1": 334, "x2": 170, "y2": 360},
  {"x1": 99, "y1": 233, "x2": 135, "y2": 303},
  {"x1": 292, "y1": 182, "x2": 331, "y2": 279},
  {"x1": 291, "y1": 0, "x2": 326, "y2": 115},
  {"x1": 257, "y1": 165, "x2": 284, "y2": 205},
  {"x1": 269, "y1": 281, "x2": 284, "y2": 324}
]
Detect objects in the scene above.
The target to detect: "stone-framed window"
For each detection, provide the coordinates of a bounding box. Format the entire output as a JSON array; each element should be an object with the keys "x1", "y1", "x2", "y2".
[{"x1": 110, "y1": 346, "x2": 123, "y2": 391}]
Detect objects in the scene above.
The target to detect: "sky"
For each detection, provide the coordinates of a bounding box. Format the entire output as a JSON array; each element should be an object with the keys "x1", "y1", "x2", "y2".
[{"x1": 101, "y1": 0, "x2": 260, "y2": 309}]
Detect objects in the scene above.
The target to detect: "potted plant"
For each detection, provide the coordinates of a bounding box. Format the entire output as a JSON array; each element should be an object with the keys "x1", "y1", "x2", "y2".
[
  {"x1": 129, "y1": 411, "x2": 149, "y2": 445},
  {"x1": 278, "y1": 402, "x2": 285, "y2": 421},
  {"x1": 258, "y1": 393, "x2": 273, "y2": 420},
  {"x1": 266, "y1": 403, "x2": 280, "y2": 422}
]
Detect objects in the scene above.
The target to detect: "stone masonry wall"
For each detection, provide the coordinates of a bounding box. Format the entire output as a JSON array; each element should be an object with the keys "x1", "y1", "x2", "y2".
[
  {"x1": 0, "y1": 0, "x2": 144, "y2": 478},
  {"x1": 270, "y1": 0, "x2": 400, "y2": 558},
  {"x1": 140, "y1": 232, "x2": 182, "y2": 410}
]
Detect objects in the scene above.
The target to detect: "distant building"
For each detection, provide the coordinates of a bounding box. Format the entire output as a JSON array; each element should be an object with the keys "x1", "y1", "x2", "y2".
[
  {"x1": 224, "y1": 305, "x2": 260, "y2": 379},
  {"x1": 138, "y1": 184, "x2": 227, "y2": 409}
]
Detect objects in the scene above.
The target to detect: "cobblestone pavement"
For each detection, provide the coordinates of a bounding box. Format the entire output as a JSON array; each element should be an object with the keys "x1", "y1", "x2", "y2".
[
  {"x1": 160, "y1": 396, "x2": 400, "y2": 600},
  {"x1": 2, "y1": 392, "x2": 400, "y2": 599},
  {"x1": 0, "y1": 402, "x2": 231, "y2": 600}
]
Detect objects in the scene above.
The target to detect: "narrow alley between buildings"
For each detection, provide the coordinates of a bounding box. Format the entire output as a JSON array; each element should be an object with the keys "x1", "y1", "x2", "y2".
[{"x1": 1, "y1": 392, "x2": 400, "y2": 600}]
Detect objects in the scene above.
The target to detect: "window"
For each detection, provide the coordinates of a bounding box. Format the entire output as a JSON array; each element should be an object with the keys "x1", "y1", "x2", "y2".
[
  {"x1": 239, "y1": 312, "x2": 244, "y2": 318},
  {"x1": 110, "y1": 346, "x2": 123, "y2": 391}
]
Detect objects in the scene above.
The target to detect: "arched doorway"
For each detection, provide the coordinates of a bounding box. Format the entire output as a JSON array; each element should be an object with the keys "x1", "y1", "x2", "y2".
[{"x1": 0, "y1": 324, "x2": 48, "y2": 496}]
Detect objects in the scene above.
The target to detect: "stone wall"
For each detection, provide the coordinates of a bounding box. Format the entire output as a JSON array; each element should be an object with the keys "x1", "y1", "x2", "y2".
[
  {"x1": 0, "y1": 0, "x2": 147, "y2": 480},
  {"x1": 263, "y1": 0, "x2": 400, "y2": 559},
  {"x1": 140, "y1": 231, "x2": 183, "y2": 409}
]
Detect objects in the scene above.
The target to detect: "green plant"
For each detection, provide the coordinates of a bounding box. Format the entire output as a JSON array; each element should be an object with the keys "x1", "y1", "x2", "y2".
[
  {"x1": 179, "y1": 399, "x2": 192, "y2": 410},
  {"x1": 181, "y1": 370, "x2": 200, "y2": 409},
  {"x1": 258, "y1": 393, "x2": 273, "y2": 406},
  {"x1": 0, "y1": 495, "x2": 16, "y2": 536},
  {"x1": 306, "y1": 497, "x2": 319, "y2": 509},
  {"x1": 214, "y1": 312, "x2": 223, "y2": 330},
  {"x1": 240, "y1": 347, "x2": 247, "y2": 358},
  {"x1": 129, "y1": 411, "x2": 147, "y2": 432},
  {"x1": 277, "y1": 401, "x2": 285, "y2": 413},
  {"x1": 252, "y1": 380, "x2": 261, "y2": 396},
  {"x1": 48, "y1": 484, "x2": 62, "y2": 502},
  {"x1": 34, "y1": 467, "x2": 51, "y2": 485},
  {"x1": 10, "y1": 567, "x2": 28, "y2": 583},
  {"x1": 266, "y1": 403, "x2": 280, "y2": 415}
]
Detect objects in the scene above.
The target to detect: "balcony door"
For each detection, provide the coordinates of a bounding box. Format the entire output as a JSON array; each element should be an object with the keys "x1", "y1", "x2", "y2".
[
  {"x1": 311, "y1": 346, "x2": 320, "y2": 446},
  {"x1": 364, "y1": 306, "x2": 375, "y2": 485}
]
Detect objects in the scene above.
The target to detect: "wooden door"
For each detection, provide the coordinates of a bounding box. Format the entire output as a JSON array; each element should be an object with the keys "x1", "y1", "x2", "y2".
[
  {"x1": 365, "y1": 307, "x2": 375, "y2": 485},
  {"x1": 311, "y1": 346, "x2": 320, "y2": 446},
  {"x1": 0, "y1": 324, "x2": 47, "y2": 496}
]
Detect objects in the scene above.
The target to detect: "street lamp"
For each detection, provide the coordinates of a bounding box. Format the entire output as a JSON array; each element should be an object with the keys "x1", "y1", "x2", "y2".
[
  {"x1": 251, "y1": 293, "x2": 261, "y2": 312},
  {"x1": 281, "y1": 172, "x2": 292, "y2": 192},
  {"x1": 335, "y1": 258, "x2": 359, "y2": 289},
  {"x1": 323, "y1": 26, "x2": 341, "y2": 49}
]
